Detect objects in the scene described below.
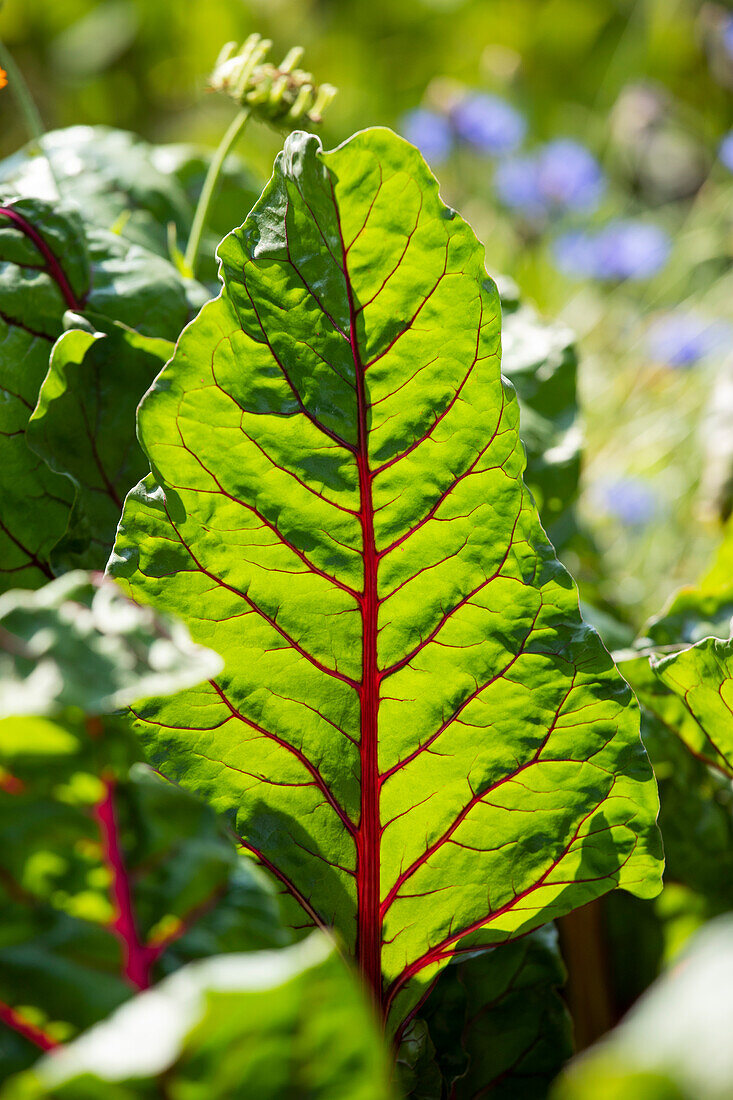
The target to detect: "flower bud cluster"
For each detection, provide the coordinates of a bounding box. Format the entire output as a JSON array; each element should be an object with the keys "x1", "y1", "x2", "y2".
[{"x1": 210, "y1": 35, "x2": 336, "y2": 126}]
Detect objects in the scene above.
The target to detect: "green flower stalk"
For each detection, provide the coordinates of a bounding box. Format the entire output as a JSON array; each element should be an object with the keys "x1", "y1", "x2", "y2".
[{"x1": 183, "y1": 35, "x2": 337, "y2": 278}]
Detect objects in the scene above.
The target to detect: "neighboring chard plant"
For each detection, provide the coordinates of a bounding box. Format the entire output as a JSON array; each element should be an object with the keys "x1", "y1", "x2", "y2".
[
  {"x1": 0, "y1": 573, "x2": 287, "y2": 1079},
  {"x1": 107, "y1": 127, "x2": 663, "y2": 1042},
  {"x1": 0, "y1": 194, "x2": 198, "y2": 591},
  {"x1": 619, "y1": 528, "x2": 733, "y2": 915},
  {"x1": 0, "y1": 37, "x2": 337, "y2": 591}
]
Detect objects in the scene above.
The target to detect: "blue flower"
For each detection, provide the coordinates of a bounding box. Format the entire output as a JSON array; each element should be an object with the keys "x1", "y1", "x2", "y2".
[
  {"x1": 553, "y1": 220, "x2": 671, "y2": 281},
  {"x1": 646, "y1": 311, "x2": 732, "y2": 367},
  {"x1": 495, "y1": 138, "x2": 604, "y2": 217},
  {"x1": 596, "y1": 477, "x2": 657, "y2": 527},
  {"x1": 493, "y1": 155, "x2": 545, "y2": 215},
  {"x1": 400, "y1": 108, "x2": 453, "y2": 163},
  {"x1": 451, "y1": 93, "x2": 525, "y2": 155},
  {"x1": 536, "y1": 139, "x2": 605, "y2": 211},
  {"x1": 719, "y1": 129, "x2": 733, "y2": 172}
]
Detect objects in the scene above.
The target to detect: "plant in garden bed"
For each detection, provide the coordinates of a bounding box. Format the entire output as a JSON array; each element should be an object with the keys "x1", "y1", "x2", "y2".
[{"x1": 0, "y1": 34, "x2": 671, "y2": 1098}]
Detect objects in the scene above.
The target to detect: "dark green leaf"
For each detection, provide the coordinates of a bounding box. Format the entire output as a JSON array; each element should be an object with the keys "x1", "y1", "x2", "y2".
[
  {"x1": 0, "y1": 574, "x2": 284, "y2": 1079},
  {"x1": 422, "y1": 925, "x2": 572, "y2": 1099},
  {"x1": 0, "y1": 196, "x2": 194, "y2": 590},
  {"x1": 0, "y1": 936, "x2": 396, "y2": 1100},
  {"x1": 27, "y1": 317, "x2": 173, "y2": 571},
  {"x1": 498, "y1": 277, "x2": 581, "y2": 550}
]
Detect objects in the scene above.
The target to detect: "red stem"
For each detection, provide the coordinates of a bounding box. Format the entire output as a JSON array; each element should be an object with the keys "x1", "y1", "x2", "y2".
[
  {"x1": 93, "y1": 776, "x2": 152, "y2": 991},
  {"x1": 0, "y1": 205, "x2": 83, "y2": 310},
  {"x1": 0, "y1": 1001, "x2": 59, "y2": 1052},
  {"x1": 336, "y1": 202, "x2": 383, "y2": 1008}
]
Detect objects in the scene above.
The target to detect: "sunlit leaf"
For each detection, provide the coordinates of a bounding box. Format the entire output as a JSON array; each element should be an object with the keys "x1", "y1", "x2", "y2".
[{"x1": 109, "y1": 127, "x2": 662, "y2": 1031}]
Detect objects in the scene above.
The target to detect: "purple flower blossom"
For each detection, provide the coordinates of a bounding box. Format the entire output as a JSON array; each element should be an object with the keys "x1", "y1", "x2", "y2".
[
  {"x1": 495, "y1": 138, "x2": 604, "y2": 217},
  {"x1": 400, "y1": 108, "x2": 453, "y2": 163},
  {"x1": 493, "y1": 155, "x2": 545, "y2": 215},
  {"x1": 451, "y1": 93, "x2": 525, "y2": 155},
  {"x1": 536, "y1": 139, "x2": 605, "y2": 211},
  {"x1": 597, "y1": 477, "x2": 657, "y2": 527},
  {"x1": 553, "y1": 220, "x2": 671, "y2": 281},
  {"x1": 719, "y1": 129, "x2": 733, "y2": 172},
  {"x1": 646, "y1": 311, "x2": 732, "y2": 367}
]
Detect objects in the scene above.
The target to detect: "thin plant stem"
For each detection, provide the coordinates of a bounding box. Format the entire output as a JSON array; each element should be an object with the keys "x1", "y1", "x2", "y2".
[
  {"x1": 184, "y1": 106, "x2": 250, "y2": 277},
  {"x1": 0, "y1": 36, "x2": 62, "y2": 197}
]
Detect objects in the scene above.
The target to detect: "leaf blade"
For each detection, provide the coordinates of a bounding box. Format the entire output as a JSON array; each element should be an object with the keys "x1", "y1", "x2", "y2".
[{"x1": 109, "y1": 127, "x2": 662, "y2": 1027}]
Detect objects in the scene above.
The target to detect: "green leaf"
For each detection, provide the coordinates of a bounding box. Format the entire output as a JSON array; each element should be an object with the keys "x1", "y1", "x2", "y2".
[
  {"x1": 0, "y1": 126, "x2": 260, "y2": 286},
  {"x1": 0, "y1": 574, "x2": 285, "y2": 1080},
  {"x1": 650, "y1": 637, "x2": 733, "y2": 779},
  {"x1": 26, "y1": 317, "x2": 173, "y2": 572},
  {"x1": 0, "y1": 571, "x2": 222, "y2": 717},
  {"x1": 421, "y1": 924, "x2": 572, "y2": 1098},
  {"x1": 0, "y1": 127, "x2": 192, "y2": 259},
  {"x1": 108, "y1": 127, "x2": 662, "y2": 1030},
  {"x1": 0, "y1": 196, "x2": 195, "y2": 591},
  {"x1": 497, "y1": 277, "x2": 581, "y2": 551},
  {"x1": 553, "y1": 914, "x2": 733, "y2": 1100},
  {"x1": 0, "y1": 936, "x2": 396, "y2": 1100},
  {"x1": 638, "y1": 712, "x2": 733, "y2": 912}
]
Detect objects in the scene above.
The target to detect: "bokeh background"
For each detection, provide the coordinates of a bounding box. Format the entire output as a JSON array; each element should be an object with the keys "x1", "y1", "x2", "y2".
[{"x1": 2, "y1": 0, "x2": 733, "y2": 629}]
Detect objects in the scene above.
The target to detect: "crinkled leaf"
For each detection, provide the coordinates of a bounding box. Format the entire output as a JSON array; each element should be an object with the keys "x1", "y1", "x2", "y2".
[
  {"x1": 27, "y1": 316, "x2": 172, "y2": 571},
  {"x1": 0, "y1": 126, "x2": 259, "y2": 287},
  {"x1": 498, "y1": 276, "x2": 581, "y2": 551},
  {"x1": 0, "y1": 127, "x2": 192, "y2": 258},
  {"x1": 0, "y1": 571, "x2": 222, "y2": 717},
  {"x1": 650, "y1": 637, "x2": 733, "y2": 779},
  {"x1": 0, "y1": 936, "x2": 395, "y2": 1100},
  {"x1": 0, "y1": 575, "x2": 285, "y2": 1080},
  {"x1": 553, "y1": 914, "x2": 733, "y2": 1100},
  {"x1": 108, "y1": 127, "x2": 662, "y2": 1030},
  {"x1": 0, "y1": 196, "x2": 195, "y2": 591}
]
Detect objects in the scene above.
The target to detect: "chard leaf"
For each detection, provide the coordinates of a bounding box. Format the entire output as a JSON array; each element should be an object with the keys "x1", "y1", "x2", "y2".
[
  {"x1": 422, "y1": 925, "x2": 572, "y2": 1098},
  {"x1": 1, "y1": 936, "x2": 395, "y2": 1100},
  {"x1": 649, "y1": 636, "x2": 733, "y2": 779},
  {"x1": 0, "y1": 127, "x2": 193, "y2": 258},
  {"x1": 0, "y1": 575, "x2": 285, "y2": 1079},
  {"x1": 0, "y1": 126, "x2": 259, "y2": 284},
  {"x1": 26, "y1": 317, "x2": 173, "y2": 571},
  {"x1": 108, "y1": 127, "x2": 662, "y2": 1029},
  {"x1": 0, "y1": 197, "x2": 193, "y2": 592},
  {"x1": 553, "y1": 914, "x2": 733, "y2": 1100}
]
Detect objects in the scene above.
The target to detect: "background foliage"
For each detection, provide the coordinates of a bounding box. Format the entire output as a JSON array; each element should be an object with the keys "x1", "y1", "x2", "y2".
[{"x1": 3, "y1": 0, "x2": 733, "y2": 1095}]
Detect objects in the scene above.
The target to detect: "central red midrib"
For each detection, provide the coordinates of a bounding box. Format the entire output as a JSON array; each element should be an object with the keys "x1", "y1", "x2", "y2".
[{"x1": 339, "y1": 223, "x2": 382, "y2": 1008}]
